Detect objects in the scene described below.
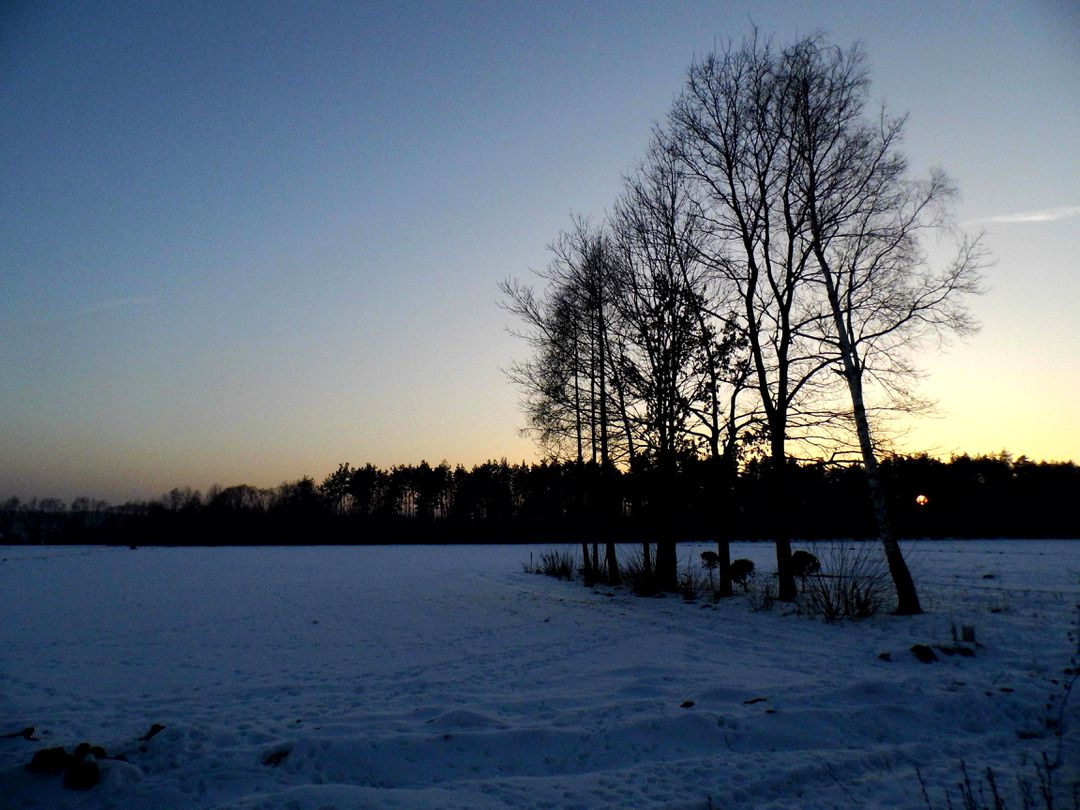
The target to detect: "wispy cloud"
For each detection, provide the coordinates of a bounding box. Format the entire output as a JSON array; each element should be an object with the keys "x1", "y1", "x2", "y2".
[
  {"x1": 980, "y1": 205, "x2": 1080, "y2": 224},
  {"x1": 82, "y1": 296, "x2": 156, "y2": 314}
]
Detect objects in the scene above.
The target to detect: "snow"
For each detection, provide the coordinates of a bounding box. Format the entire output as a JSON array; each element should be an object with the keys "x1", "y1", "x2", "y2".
[{"x1": 1, "y1": 540, "x2": 1077, "y2": 808}]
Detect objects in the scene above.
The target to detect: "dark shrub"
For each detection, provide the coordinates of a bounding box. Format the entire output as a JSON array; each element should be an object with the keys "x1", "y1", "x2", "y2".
[
  {"x1": 729, "y1": 558, "x2": 755, "y2": 590},
  {"x1": 790, "y1": 549, "x2": 820, "y2": 578}
]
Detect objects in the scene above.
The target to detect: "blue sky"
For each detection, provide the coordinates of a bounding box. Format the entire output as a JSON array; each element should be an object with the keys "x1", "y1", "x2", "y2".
[{"x1": 2, "y1": 0, "x2": 1078, "y2": 502}]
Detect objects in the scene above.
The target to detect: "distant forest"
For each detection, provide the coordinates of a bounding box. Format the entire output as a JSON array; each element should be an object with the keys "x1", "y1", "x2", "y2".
[{"x1": 2, "y1": 452, "x2": 1076, "y2": 546}]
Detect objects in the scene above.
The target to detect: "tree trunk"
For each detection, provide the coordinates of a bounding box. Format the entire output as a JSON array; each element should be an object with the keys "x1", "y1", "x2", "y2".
[
  {"x1": 605, "y1": 541, "x2": 620, "y2": 585},
  {"x1": 618, "y1": 389, "x2": 636, "y2": 464},
  {"x1": 772, "y1": 441, "x2": 797, "y2": 602},
  {"x1": 655, "y1": 539, "x2": 678, "y2": 593},
  {"x1": 849, "y1": 370, "x2": 921, "y2": 614},
  {"x1": 598, "y1": 300, "x2": 610, "y2": 466},
  {"x1": 715, "y1": 439, "x2": 739, "y2": 599},
  {"x1": 716, "y1": 538, "x2": 732, "y2": 598},
  {"x1": 654, "y1": 468, "x2": 679, "y2": 592},
  {"x1": 589, "y1": 322, "x2": 598, "y2": 465},
  {"x1": 812, "y1": 243, "x2": 922, "y2": 615},
  {"x1": 867, "y1": 451, "x2": 921, "y2": 615},
  {"x1": 573, "y1": 328, "x2": 584, "y2": 464}
]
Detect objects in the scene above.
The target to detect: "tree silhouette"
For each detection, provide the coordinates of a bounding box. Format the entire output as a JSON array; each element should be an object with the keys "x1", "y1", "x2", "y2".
[{"x1": 779, "y1": 37, "x2": 983, "y2": 613}]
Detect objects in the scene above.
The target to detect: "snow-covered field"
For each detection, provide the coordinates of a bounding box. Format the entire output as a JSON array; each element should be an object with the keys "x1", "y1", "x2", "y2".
[{"x1": 1, "y1": 540, "x2": 1078, "y2": 809}]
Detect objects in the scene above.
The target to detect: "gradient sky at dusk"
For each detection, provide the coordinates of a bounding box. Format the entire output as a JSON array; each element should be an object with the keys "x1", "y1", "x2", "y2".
[{"x1": 2, "y1": 1, "x2": 1078, "y2": 502}]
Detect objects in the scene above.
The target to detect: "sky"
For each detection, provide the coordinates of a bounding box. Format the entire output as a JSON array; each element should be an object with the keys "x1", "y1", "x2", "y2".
[{"x1": 2, "y1": 0, "x2": 1078, "y2": 503}]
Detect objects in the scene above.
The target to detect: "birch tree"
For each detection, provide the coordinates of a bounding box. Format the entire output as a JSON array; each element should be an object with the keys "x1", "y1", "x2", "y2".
[{"x1": 781, "y1": 37, "x2": 983, "y2": 613}]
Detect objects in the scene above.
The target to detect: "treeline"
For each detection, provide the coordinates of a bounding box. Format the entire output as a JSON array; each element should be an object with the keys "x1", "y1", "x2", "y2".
[{"x1": 2, "y1": 453, "x2": 1076, "y2": 546}]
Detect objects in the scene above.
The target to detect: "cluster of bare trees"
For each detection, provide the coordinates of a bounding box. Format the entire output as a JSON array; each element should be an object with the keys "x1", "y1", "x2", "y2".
[{"x1": 503, "y1": 33, "x2": 983, "y2": 614}]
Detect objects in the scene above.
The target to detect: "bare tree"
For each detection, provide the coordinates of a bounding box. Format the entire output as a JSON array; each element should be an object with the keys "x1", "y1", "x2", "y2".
[
  {"x1": 609, "y1": 142, "x2": 753, "y2": 593},
  {"x1": 781, "y1": 37, "x2": 984, "y2": 613},
  {"x1": 667, "y1": 34, "x2": 837, "y2": 601},
  {"x1": 611, "y1": 146, "x2": 708, "y2": 591},
  {"x1": 502, "y1": 219, "x2": 635, "y2": 471},
  {"x1": 501, "y1": 279, "x2": 582, "y2": 461},
  {"x1": 501, "y1": 219, "x2": 627, "y2": 584}
]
